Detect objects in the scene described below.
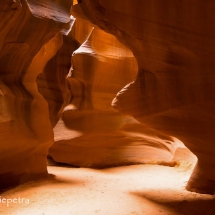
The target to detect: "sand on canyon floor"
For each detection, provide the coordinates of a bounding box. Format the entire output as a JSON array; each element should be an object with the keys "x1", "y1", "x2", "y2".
[{"x1": 1, "y1": 157, "x2": 215, "y2": 215}]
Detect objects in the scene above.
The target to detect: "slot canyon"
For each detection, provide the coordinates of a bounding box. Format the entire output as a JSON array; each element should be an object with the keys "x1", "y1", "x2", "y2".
[{"x1": 0, "y1": 0, "x2": 215, "y2": 214}]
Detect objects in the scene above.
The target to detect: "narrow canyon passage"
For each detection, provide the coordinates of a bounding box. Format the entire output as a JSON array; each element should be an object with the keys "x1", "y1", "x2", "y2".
[{"x1": 1, "y1": 0, "x2": 215, "y2": 214}]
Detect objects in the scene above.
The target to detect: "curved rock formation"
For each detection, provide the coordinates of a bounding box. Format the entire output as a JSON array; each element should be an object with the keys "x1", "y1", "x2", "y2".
[
  {"x1": 37, "y1": 24, "x2": 79, "y2": 127},
  {"x1": 49, "y1": 19, "x2": 179, "y2": 168},
  {"x1": 71, "y1": 1, "x2": 215, "y2": 194},
  {"x1": 0, "y1": 0, "x2": 71, "y2": 189}
]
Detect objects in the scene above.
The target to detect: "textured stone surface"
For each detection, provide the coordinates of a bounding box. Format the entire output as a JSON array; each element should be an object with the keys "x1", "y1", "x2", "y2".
[
  {"x1": 1, "y1": 0, "x2": 213, "y2": 195},
  {"x1": 37, "y1": 31, "x2": 78, "y2": 127},
  {"x1": 49, "y1": 19, "x2": 179, "y2": 168},
  {"x1": 71, "y1": 1, "x2": 215, "y2": 194},
  {"x1": 0, "y1": 0, "x2": 71, "y2": 189}
]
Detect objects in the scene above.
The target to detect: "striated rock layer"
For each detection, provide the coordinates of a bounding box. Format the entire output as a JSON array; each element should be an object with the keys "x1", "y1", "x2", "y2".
[
  {"x1": 0, "y1": 0, "x2": 71, "y2": 189},
  {"x1": 37, "y1": 25, "x2": 79, "y2": 127},
  {"x1": 49, "y1": 19, "x2": 179, "y2": 168},
  {"x1": 72, "y1": 1, "x2": 215, "y2": 194}
]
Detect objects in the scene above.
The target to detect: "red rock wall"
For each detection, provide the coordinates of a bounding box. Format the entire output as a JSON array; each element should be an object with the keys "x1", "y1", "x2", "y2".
[
  {"x1": 1, "y1": 0, "x2": 213, "y2": 195},
  {"x1": 0, "y1": 0, "x2": 71, "y2": 189},
  {"x1": 71, "y1": 0, "x2": 215, "y2": 194},
  {"x1": 49, "y1": 18, "x2": 178, "y2": 168}
]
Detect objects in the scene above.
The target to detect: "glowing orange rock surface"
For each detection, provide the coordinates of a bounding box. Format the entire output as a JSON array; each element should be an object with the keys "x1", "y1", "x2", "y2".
[
  {"x1": 72, "y1": 1, "x2": 215, "y2": 194},
  {"x1": 49, "y1": 18, "x2": 178, "y2": 168},
  {"x1": 0, "y1": 0, "x2": 71, "y2": 189}
]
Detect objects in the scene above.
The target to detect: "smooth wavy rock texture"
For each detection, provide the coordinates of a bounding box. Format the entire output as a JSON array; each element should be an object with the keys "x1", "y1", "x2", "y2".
[
  {"x1": 0, "y1": 0, "x2": 71, "y2": 190},
  {"x1": 71, "y1": 0, "x2": 215, "y2": 194},
  {"x1": 49, "y1": 17, "x2": 181, "y2": 168}
]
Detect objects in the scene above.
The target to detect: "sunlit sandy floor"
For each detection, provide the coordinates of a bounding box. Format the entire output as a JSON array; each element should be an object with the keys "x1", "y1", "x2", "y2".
[{"x1": 1, "y1": 162, "x2": 215, "y2": 215}]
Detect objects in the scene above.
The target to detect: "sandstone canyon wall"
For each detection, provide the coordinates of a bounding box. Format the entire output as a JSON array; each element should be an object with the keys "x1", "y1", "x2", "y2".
[
  {"x1": 0, "y1": 0, "x2": 178, "y2": 190},
  {"x1": 49, "y1": 19, "x2": 178, "y2": 168},
  {"x1": 71, "y1": 0, "x2": 215, "y2": 194},
  {"x1": 0, "y1": 0, "x2": 71, "y2": 189},
  {"x1": 0, "y1": 0, "x2": 213, "y2": 195}
]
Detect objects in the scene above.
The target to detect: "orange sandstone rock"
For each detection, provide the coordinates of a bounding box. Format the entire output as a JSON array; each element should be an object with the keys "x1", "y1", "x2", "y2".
[
  {"x1": 49, "y1": 19, "x2": 178, "y2": 168},
  {"x1": 0, "y1": 0, "x2": 71, "y2": 190},
  {"x1": 72, "y1": 0, "x2": 215, "y2": 194}
]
